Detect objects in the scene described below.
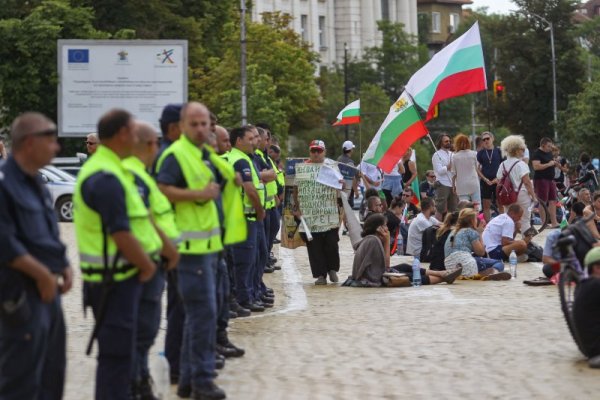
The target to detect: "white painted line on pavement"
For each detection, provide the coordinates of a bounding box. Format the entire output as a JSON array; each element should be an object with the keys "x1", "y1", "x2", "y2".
[{"x1": 246, "y1": 247, "x2": 307, "y2": 319}]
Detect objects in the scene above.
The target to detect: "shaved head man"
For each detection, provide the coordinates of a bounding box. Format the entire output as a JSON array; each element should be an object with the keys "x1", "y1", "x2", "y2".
[
  {"x1": 215, "y1": 125, "x2": 231, "y2": 155},
  {"x1": 179, "y1": 102, "x2": 211, "y2": 146}
]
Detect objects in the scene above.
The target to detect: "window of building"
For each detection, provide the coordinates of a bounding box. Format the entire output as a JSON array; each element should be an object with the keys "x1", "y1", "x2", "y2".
[
  {"x1": 319, "y1": 16, "x2": 326, "y2": 48},
  {"x1": 381, "y1": 0, "x2": 389, "y2": 21},
  {"x1": 449, "y1": 13, "x2": 459, "y2": 33},
  {"x1": 301, "y1": 14, "x2": 308, "y2": 41},
  {"x1": 431, "y1": 12, "x2": 441, "y2": 33}
]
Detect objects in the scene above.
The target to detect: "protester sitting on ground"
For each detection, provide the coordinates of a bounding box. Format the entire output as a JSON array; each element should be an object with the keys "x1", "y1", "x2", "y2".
[
  {"x1": 400, "y1": 188, "x2": 420, "y2": 221},
  {"x1": 385, "y1": 197, "x2": 403, "y2": 254},
  {"x1": 406, "y1": 198, "x2": 440, "y2": 257},
  {"x1": 362, "y1": 195, "x2": 384, "y2": 222},
  {"x1": 444, "y1": 208, "x2": 510, "y2": 279},
  {"x1": 422, "y1": 211, "x2": 459, "y2": 271},
  {"x1": 573, "y1": 247, "x2": 600, "y2": 368},
  {"x1": 497, "y1": 135, "x2": 537, "y2": 233},
  {"x1": 569, "y1": 192, "x2": 589, "y2": 223},
  {"x1": 348, "y1": 213, "x2": 462, "y2": 287},
  {"x1": 482, "y1": 204, "x2": 529, "y2": 262}
]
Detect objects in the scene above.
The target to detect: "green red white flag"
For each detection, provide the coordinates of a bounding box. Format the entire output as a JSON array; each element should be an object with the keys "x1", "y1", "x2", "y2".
[
  {"x1": 362, "y1": 91, "x2": 428, "y2": 173},
  {"x1": 332, "y1": 99, "x2": 360, "y2": 126},
  {"x1": 405, "y1": 21, "x2": 487, "y2": 121}
]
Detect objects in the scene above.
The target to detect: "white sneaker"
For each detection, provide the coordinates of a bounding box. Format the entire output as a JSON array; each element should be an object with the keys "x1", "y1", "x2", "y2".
[
  {"x1": 315, "y1": 276, "x2": 327, "y2": 285},
  {"x1": 517, "y1": 254, "x2": 529, "y2": 263},
  {"x1": 328, "y1": 270, "x2": 339, "y2": 283}
]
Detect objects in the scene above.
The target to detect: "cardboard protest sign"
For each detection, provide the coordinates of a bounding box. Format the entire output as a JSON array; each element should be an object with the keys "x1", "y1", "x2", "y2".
[{"x1": 294, "y1": 163, "x2": 339, "y2": 233}]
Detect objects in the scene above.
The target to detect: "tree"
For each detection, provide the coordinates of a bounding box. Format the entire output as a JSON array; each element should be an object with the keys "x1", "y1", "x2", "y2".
[
  {"x1": 560, "y1": 79, "x2": 600, "y2": 158},
  {"x1": 0, "y1": 0, "x2": 110, "y2": 130},
  {"x1": 190, "y1": 13, "x2": 321, "y2": 145}
]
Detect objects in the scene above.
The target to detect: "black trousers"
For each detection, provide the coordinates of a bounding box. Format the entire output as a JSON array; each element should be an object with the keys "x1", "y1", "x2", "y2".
[{"x1": 301, "y1": 228, "x2": 340, "y2": 278}]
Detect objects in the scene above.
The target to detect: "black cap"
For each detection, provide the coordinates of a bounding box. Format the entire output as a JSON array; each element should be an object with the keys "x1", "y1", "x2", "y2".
[{"x1": 159, "y1": 104, "x2": 182, "y2": 125}]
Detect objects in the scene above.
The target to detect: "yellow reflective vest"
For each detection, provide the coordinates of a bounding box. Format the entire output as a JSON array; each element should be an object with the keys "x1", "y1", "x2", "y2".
[
  {"x1": 255, "y1": 149, "x2": 277, "y2": 209},
  {"x1": 122, "y1": 156, "x2": 181, "y2": 243},
  {"x1": 228, "y1": 147, "x2": 265, "y2": 221},
  {"x1": 74, "y1": 145, "x2": 162, "y2": 282}
]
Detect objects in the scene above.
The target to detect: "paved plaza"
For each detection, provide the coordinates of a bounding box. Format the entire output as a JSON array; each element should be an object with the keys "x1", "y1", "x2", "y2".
[{"x1": 60, "y1": 224, "x2": 600, "y2": 399}]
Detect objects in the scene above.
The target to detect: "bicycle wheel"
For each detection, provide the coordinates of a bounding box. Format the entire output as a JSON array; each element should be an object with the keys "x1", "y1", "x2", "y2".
[
  {"x1": 558, "y1": 268, "x2": 586, "y2": 355},
  {"x1": 531, "y1": 200, "x2": 550, "y2": 233}
]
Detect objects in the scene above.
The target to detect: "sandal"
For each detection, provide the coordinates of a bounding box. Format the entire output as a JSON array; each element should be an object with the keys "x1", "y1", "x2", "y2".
[
  {"x1": 483, "y1": 272, "x2": 512, "y2": 281},
  {"x1": 523, "y1": 277, "x2": 553, "y2": 286},
  {"x1": 442, "y1": 267, "x2": 463, "y2": 284}
]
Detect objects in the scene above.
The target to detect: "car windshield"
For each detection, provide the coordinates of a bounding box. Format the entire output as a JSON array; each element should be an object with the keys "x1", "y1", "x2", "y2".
[{"x1": 42, "y1": 165, "x2": 76, "y2": 182}]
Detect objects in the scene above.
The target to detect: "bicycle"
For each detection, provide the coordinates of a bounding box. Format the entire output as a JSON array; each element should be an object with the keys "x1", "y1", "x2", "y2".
[
  {"x1": 553, "y1": 216, "x2": 596, "y2": 355},
  {"x1": 529, "y1": 199, "x2": 550, "y2": 233}
]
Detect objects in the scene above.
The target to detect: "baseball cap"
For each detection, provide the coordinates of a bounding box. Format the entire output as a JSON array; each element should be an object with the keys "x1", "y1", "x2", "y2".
[
  {"x1": 342, "y1": 140, "x2": 355, "y2": 151},
  {"x1": 159, "y1": 104, "x2": 183, "y2": 125},
  {"x1": 309, "y1": 139, "x2": 326, "y2": 150}
]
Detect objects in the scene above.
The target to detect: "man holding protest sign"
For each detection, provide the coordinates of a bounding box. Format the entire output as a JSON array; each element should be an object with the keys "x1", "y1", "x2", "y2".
[{"x1": 293, "y1": 140, "x2": 342, "y2": 285}]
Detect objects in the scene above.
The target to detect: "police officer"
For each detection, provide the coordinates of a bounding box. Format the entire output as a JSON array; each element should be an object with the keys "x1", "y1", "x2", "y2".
[
  {"x1": 228, "y1": 126, "x2": 268, "y2": 312},
  {"x1": 74, "y1": 109, "x2": 167, "y2": 400},
  {"x1": 156, "y1": 102, "x2": 245, "y2": 400},
  {"x1": 123, "y1": 121, "x2": 180, "y2": 399},
  {"x1": 0, "y1": 112, "x2": 71, "y2": 399}
]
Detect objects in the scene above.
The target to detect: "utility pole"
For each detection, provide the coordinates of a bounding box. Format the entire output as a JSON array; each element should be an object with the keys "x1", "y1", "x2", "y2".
[
  {"x1": 240, "y1": 0, "x2": 247, "y2": 125},
  {"x1": 344, "y1": 42, "x2": 349, "y2": 141},
  {"x1": 549, "y1": 21, "x2": 558, "y2": 142}
]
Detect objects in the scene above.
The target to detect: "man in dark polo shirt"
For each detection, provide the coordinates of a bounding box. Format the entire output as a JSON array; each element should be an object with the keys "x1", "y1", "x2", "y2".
[
  {"x1": 532, "y1": 137, "x2": 559, "y2": 228},
  {"x1": 0, "y1": 112, "x2": 72, "y2": 399},
  {"x1": 476, "y1": 131, "x2": 503, "y2": 222}
]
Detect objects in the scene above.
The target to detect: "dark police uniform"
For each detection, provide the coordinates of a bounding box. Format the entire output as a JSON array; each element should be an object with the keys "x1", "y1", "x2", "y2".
[{"x1": 0, "y1": 156, "x2": 68, "y2": 400}]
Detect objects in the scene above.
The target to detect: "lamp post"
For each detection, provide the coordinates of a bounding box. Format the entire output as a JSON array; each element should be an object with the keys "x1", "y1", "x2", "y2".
[
  {"x1": 344, "y1": 42, "x2": 349, "y2": 141},
  {"x1": 240, "y1": 0, "x2": 247, "y2": 125},
  {"x1": 519, "y1": 11, "x2": 557, "y2": 142}
]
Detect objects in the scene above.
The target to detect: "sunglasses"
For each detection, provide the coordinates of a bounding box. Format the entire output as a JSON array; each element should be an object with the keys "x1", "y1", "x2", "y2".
[
  {"x1": 85, "y1": 141, "x2": 98, "y2": 145},
  {"x1": 402, "y1": 193, "x2": 411, "y2": 197},
  {"x1": 427, "y1": 175, "x2": 435, "y2": 178},
  {"x1": 310, "y1": 148, "x2": 323, "y2": 153},
  {"x1": 482, "y1": 137, "x2": 491, "y2": 141}
]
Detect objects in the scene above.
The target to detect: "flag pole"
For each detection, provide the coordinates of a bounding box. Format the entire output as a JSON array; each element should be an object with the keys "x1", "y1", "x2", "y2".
[{"x1": 359, "y1": 121, "x2": 362, "y2": 162}]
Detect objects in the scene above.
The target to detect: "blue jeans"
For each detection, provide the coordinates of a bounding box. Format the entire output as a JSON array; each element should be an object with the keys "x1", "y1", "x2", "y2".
[
  {"x1": 0, "y1": 286, "x2": 65, "y2": 400},
  {"x1": 178, "y1": 254, "x2": 218, "y2": 388},
  {"x1": 266, "y1": 207, "x2": 280, "y2": 254},
  {"x1": 232, "y1": 220, "x2": 258, "y2": 305},
  {"x1": 85, "y1": 277, "x2": 142, "y2": 400},
  {"x1": 475, "y1": 256, "x2": 505, "y2": 272},
  {"x1": 134, "y1": 268, "x2": 165, "y2": 381}
]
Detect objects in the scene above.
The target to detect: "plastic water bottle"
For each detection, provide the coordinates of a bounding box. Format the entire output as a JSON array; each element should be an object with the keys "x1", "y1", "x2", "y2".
[
  {"x1": 151, "y1": 351, "x2": 170, "y2": 399},
  {"x1": 396, "y1": 234, "x2": 403, "y2": 255},
  {"x1": 509, "y1": 250, "x2": 518, "y2": 279},
  {"x1": 412, "y1": 256, "x2": 422, "y2": 287}
]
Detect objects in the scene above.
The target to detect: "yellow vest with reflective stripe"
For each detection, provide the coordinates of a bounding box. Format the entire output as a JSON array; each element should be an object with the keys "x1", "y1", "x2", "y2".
[
  {"x1": 156, "y1": 134, "x2": 222, "y2": 254},
  {"x1": 228, "y1": 147, "x2": 264, "y2": 220},
  {"x1": 122, "y1": 156, "x2": 181, "y2": 243},
  {"x1": 274, "y1": 159, "x2": 285, "y2": 188},
  {"x1": 202, "y1": 145, "x2": 247, "y2": 245},
  {"x1": 256, "y1": 149, "x2": 276, "y2": 209},
  {"x1": 74, "y1": 145, "x2": 162, "y2": 282}
]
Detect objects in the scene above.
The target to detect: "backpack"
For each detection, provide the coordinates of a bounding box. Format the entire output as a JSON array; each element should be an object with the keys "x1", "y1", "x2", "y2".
[
  {"x1": 496, "y1": 161, "x2": 523, "y2": 206},
  {"x1": 419, "y1": 225, "x2": 439, "y2": 262}
]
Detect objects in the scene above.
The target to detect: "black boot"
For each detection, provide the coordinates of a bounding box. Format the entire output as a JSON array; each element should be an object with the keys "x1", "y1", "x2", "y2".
[
  {"x1": 191, "y1": 381, "x2": 226, "y2": 400},
  {"x1": 217, "y1": 331, "x2": 245, "y2": 357}
]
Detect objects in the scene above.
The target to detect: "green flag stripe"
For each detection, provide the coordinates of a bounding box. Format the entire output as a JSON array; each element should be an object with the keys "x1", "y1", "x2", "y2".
[{"x1": 340, "y1": 108, "x2": 360, "y2": 118}]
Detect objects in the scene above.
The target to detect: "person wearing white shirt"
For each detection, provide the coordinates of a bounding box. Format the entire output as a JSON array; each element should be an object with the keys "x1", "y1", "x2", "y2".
[
  {"x1": 432, "y1": 134, "x2": 458, "y2": 220},
  {"x1": 496, "y1": 135, "x2": 537, "y2": 233},
  {"x1": 482, "y1": 204, "x2": 529, "y2": 261},
  {"x1": 406, "y1": 198, "x2": 440, "y2": 256}
]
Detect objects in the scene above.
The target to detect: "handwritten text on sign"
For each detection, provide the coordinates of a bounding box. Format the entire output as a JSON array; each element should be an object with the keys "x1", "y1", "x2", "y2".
[{"x1": 295, "y1": 163, "x2": 339, "y2": 233}]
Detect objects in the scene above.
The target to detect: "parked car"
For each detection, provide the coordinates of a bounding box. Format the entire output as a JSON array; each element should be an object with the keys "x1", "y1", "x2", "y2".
[
  {"x1": 40, "y1": 165, "x2": 75, "y2": 222},
  {"x1": 52, "y1": 154, "x2": 86, "y2": 177}
]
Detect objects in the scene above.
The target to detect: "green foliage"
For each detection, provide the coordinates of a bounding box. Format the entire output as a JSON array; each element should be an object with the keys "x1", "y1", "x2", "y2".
[
  {"x1": 459, "y1": 1, "x2": 584, "y2": 145},
  {"x1": 560, "y1": 79, "x2": 600, "y2": 159},
  {"x1": 0, "y1": 0, "x2": 109, "y2": 129},
  {"x1": 190, "y1": 13, "x2": 321, "y2": 146}
]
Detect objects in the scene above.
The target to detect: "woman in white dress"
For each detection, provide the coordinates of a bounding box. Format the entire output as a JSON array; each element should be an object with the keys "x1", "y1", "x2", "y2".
[{"x1": 451, "y1": 134, "x2": 481, "y2": 210}]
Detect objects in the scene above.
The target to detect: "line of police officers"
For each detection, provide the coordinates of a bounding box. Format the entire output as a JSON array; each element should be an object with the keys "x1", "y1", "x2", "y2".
[{"x1": 0, "y1": 102, "x2": 285, "y2": 400}]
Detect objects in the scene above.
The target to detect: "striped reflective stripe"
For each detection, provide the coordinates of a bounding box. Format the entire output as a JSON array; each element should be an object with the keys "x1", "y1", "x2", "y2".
[
  {"x1": 180, "y1": 227, "x2": 221, "y2": 240},
  {"x1": 243, "y1": 206, "x2": 255, "y2": 213}
]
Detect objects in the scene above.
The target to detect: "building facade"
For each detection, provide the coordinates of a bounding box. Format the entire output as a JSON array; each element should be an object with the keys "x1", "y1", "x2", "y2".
[
  {"x1": 416, "y1": 0, "x2": 472, "y2": 54},
  {"x1": 251, "y1": 0, "x2": 418, "y2": 67}
]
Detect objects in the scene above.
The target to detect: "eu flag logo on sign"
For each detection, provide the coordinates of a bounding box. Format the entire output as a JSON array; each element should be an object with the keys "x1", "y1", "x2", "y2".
[{"x1": 68, "y1": 49, "x2": 89, "y2": 63}]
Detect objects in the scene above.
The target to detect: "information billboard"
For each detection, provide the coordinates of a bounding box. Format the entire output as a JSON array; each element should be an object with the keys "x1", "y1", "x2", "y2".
[{"x1": 57, "y1": 40, "x2": 188, "y2": 136}]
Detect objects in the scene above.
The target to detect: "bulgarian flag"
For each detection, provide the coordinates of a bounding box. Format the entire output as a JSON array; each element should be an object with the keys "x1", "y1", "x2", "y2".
[
  {"x1": 332, "y1": 99, "x2": 360, "y2": 126},
  {"x1": 362, "y1": 91, "x2": 428, "y2": 174},
  {"x1": 405, "y1": 21, "x2": 487, "y2": 121}
]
